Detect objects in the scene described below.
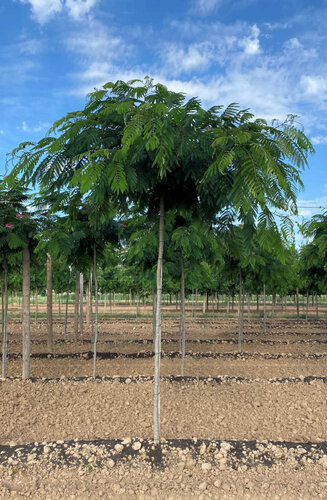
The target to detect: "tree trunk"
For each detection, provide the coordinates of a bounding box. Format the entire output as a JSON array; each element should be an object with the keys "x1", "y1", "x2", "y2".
[
  {"x1": 136, "y1": 292, "x2": 140, "y2": 318},
  {"x1": 1, "y1": 259, "x2": 8, "y2": 378},
  {"x1": 46, "y1": 253, "x2": 53, "y2": 353},
  {"x1": 154, "y1": 194, "x2": 165, "y2": 444},
  {"x1": 247, "y1": 293, "x2": 251, "y2": 322},
  {"x1": 296, "y1": 287, "x2": 299, "y2": 319},
  {"x1": 74, "y1": 272, "x2": 80, "y2": 338},
  {"x1": 316, "y1": 293, "x2": 319, "y2": 319},
  {"x1": 86, "y1": 273, "x2": 92, "y2": 331},
  {"x1": 79, "y1": 273, "x2": 84, "y2": 336},
  {"x1": 22, "y1": 245, "x2": 31, "y2": 380},
  {"x1": 203, "y1": 292, "x2": 207, "y2": 314},
  {"x1": 152, "y1": 287, "x2": 157, "y2": 350},
  {"x1": 238, "y1": 270, "x2": 244, "y2": 353},
  {"x1": 180, "y1": 251, "x2": 186, "y2": 376},
  {"x1": 271, "y1": 293, "x2": 276, "y2": 322},
  {"x1": 227, "y1": 293, "x2": 230, "y2": 313},
  {"x1": 93, "y1": 244, "x2": 99, "y2": 378},
  {"x1": 306, "y1": 291, "x2": 309, "y2": 322},
  {"x1": 256, "y1": 294, "x2": 259, "y2": 312},
  {"x1": 34, "y1": 287, "x2": 38, "y2": 325},
  {"x1": 263, "y1": 284, "x2": 267, "y2": 333},
  {"x1": 64, "y1": 290, "x2": 69, "y2": 336}
]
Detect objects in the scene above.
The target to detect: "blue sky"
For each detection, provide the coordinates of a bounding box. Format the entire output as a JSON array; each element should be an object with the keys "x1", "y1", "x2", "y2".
[{"x1": 1, "y1": 0, "x2": 327, "y2": 223}]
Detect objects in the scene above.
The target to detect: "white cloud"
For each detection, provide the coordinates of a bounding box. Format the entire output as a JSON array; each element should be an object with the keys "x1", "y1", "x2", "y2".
[
  {"x1": 19, "y1": 0, "x2": 63, "y2": 24},
  {"x1": 65, "y1": 0, "x2": 98, "y2": 20},
  {"x1": 300, "y1": 75, "x2": 327, "y2": 97},
  {"x1": 20, "y1": 121, "x2": 51, "y2": 133},
  {"x1": 311, "y1": 135, "x2": 327, "y2": 145},
  {"x1": 65, "y1": 22, "x2": 123, "y2": 60},
  {"x1": 239, "y1": 24, "x2": 261, "y2": 55},
  {"x1": 160, "y1": 42, "x2": 214, "y2": 76},
  {"x1": 18, "y1": 0, "x2": 98, "y2": 23},
  {"x1": 193, "y1": 0, "x2": 223, "y2": 14}
]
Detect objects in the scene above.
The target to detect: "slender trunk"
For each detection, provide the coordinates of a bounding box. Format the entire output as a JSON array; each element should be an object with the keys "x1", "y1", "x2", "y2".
[
  {"x1": 296, "y1": 287, "x2": 299, "y2": 319},
  {"x1": 136, "y1": 292, "x2": 140, "y2": 318},
  {"x1": 93, "y1": 244, "x2": 99, "y2": 379},
  {"x1": 74, "y1": 272, "x2": 80, "y2": 338},
  {"x1": 227, "y1": 293, "x2": 230, "y2": 313},
  {"x1": 316, "y1": 293, "x2": 319, "y2": 319},
  {"x1": 191, "y1": 289, "x2": 195, "y2": 318},
  {"x1": 64, "y1": 290, "x2": 69, "y2": 336},
  {"x1": 86, "y1": 275, "x2": 91, "y2": 331},
  {"x1": 58, "y1": 293, "x2": 61, "y2": 317},
  {"x1": 232, "y1": 293, "x2": 235, "y2": 313},
  {"x1": 247, "y1": 293, "x2": 251, "y2": 322},
  {"x1": 154, "y1": 194, "x2": 165, "y2": 444},
  {"x1": 256, "y1": 294, "x2": 259, "y2": 312},
  {"x1": 34, "y1": 287, "x2": 38, "y2": 325},
  {"x1": 152, "y1": 287, "x2": 157, "y2": 350},
  {"x1": 203, "y1": 292, "x2": 207, "y2": 314},
  {"x1": 180, "y1": 251, "x2": 186, "y2": 376},
  {"x1": 238, "y1": 270, "x2": 244, "y2": 353},
  {"x1": 22, "y1": 245, "x2": 30, "y2": 380},
  {"x1": 46, "y1": 253, "x2": 53, "y2": 353},
  {"x1": 1, "y1": 260, "x2": 8, "y2": 378},
  {"x1": 306, "y1": 291, "x2": 309, "y2": 322},
  {"x1": 263, "y1": 285, "x2": 267, "y2": 333},
  {"x1": 271, "y1": 293, "x2": 276, "y2": 322},
  {"x1": 195, "y1": 289, "x2": 198, "y2": 318},
  {"x1": 79, "y1": 273, "x2": 84, "y2": 336}
]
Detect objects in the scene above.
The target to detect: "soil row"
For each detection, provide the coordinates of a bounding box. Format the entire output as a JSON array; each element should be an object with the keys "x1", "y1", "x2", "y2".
[
  {"x1": 3, "y1": 350, "x2": 327, "y2": 360},
  {"x1": 3, "y1": 375, "x2": 327, "y2": 384},
  {"x1": 4, "y1": 337, "x2": 327, "y2": 345},
  {"x1": 1, "y1": 438, "x2": 327, "y2": 470}
]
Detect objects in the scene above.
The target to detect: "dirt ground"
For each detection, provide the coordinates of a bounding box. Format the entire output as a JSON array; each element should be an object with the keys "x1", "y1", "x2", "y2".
[{"x1": 1, "y1": 313, "x2": 327, "y2": 498}]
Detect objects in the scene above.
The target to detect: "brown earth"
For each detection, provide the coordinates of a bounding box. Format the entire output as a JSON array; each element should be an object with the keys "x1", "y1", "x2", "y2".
[{"x1": 2, "y1": 315, "x2": 327, "y2": 498}]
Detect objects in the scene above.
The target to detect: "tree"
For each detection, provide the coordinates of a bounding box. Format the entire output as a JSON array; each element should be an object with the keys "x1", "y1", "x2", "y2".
[{"x1": 6, "y1": 79, "x2": 313, "y2": 442}]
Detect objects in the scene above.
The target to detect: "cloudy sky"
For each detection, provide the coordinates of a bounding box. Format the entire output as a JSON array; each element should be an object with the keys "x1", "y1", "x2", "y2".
[{"x1": 1, "y1": 0, "x2": 327, "y2": 221}]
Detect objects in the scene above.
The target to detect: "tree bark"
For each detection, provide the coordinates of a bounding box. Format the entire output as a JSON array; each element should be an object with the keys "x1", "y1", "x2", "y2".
[
  {"x1": 74, "y1": 272, "x2": 80, "y2": 338},
  {"x1": 1, "y1": 259, "x2": 8, "y2": 378},
  {"x1": 79, "y1": 273, "x2": 84, "y2": 336},
  {"x1": 22, "y1": 245, "x2": 31, "y2": 380},
  {"x1": 152, "y1": 287, "x2": 157, "y2": 350},
  {"x1": 238, "y1": 270, "x2": 244, "y2": 353},
  {"x1": 93, "y1": 245, "x2": 99, "y2": 378},
  {"x1": 271, "y1": 293, "x2": 276, "y2": 322},
  {"x1": 46, "y1": 253, "x2": 53, "y2": 353},
  {"x1": 306, "y1": 291, "x2": 309, "y2": 322},
  {"x1": 34, "y1": 287, "x2": 38, "y2": 325},
  {"x1": 86, "y1": 273, "x2": 92, "y2": 331},
  {"x1": 316, "y1": 293, "x2": 319, "y2": 319},
  {"x1": 154, "y1": 194, "x2": 165, "y2": 444},
  {"x1": 296, "y1": 287, "x2": 299, "y2": 319},
  {"x1": 64, "y1": 290, "x2": 69, "y2": 336},
  {"x1": 180, "y1": 251, "x2": 186, "y2": 375},
  {"x1": 263, "y1": 284, "x2": 267, "y2": 334}
]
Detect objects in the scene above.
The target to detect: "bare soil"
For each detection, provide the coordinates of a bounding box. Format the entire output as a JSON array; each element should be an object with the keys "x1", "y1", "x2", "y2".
[{"x1": 2, "y1": 314, "x2": 327, "y2": 498}]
